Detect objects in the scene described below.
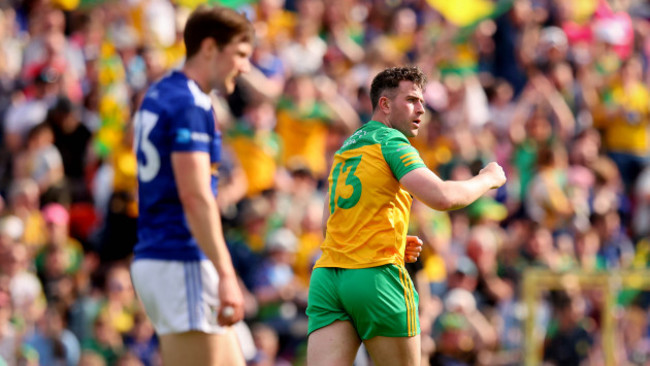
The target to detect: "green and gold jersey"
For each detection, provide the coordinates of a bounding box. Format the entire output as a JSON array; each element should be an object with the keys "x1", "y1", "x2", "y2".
[{"x1": 314, "y1": 121, "x2": 427, "y2": 269}]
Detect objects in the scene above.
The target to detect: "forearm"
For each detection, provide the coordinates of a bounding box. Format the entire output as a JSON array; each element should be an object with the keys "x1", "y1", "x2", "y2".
[
  {"x1": 547, "y1": 92, "x2": 575, "y2": 138},
  {"x1": 182, "y1": 193, "x2": 236, "y2": 278},
  {"x1": 5, "y1": 133, "x2": 22, "y2": 154},
  {"x1": 216, "y1": 168, "x2": 248, "y2": 210},
  {"x1": 323, "y1": 96, "x2": 361, "y2": 134},
  {"x1": 239, "y1": 67, "x2": 283, "y2": 100},
  {"x1": 438, "y1": 177, "x2": 495, "y2": 210},
  {"x1": 416, "y1": 173, "x2": 494, "y2": 211},
  {"x1": 333, "y1": 33, "x2": 364, "y2": 63},
  {"x1": 466, "y1": 311, "x2": 497, "y2": 348},
  {"x1": 481, "y1": 274, "x2": 514, "y2": 302},
  {"x1": 173, "y1": 152, "x2": 237, "y2": 277},
  {"x1": 254, "y1": 287, "x2": 283, "y2": 304}
]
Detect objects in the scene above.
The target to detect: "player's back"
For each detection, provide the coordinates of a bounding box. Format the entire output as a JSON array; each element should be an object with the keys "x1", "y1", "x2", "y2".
[
  {"x1": 133, "y1": 71, "x2": 218, "y2": 261},
  {"x1": 315, "y1": 121, "x2": 426, "y2": 269}
]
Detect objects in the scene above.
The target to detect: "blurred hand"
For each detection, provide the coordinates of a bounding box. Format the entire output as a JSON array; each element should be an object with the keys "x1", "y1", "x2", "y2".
[
  {"x1": 479, "y1": 162, "x2": 506, "y2": 189},
  {"x1": 405, "y1": 235, "x2": 423, "y2": 263},
  {"x1": 520, "y1": 83, "x2": 541, "y2": 103},
  {"x1": 217, "y1": 275, "x2": 245, "y2": 326},
  {"x1": 530, "y1": 74, "x2": 555, "y2": 97},
  {"x1": 279, "y1": 283, "x2": 297, "y2": 301},
  {"x1": 313, "y1": 75, "x2": 337, "y2": 100},
  {"x1": 476, "y1": 252, "x2": 498, "y2": 276}
]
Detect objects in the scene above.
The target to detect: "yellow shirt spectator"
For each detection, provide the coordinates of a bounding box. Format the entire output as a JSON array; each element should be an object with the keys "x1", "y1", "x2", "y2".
[
  {"x1": 596, "y1": 80, "x2": 650, "y2": 155},
  {"x1": 227, "y1": 123, "x2": 281, "y2": 198},
  {"x1": 275, "y1": 97, "x2": 333, "y2": 178}
]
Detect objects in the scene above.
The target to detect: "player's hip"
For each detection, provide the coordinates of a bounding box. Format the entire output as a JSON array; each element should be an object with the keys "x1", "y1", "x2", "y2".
[
  {"x1": 307, "y1": 264, "x2": 419, "y2": 339},
  {"x1": 130, "y1": 259, "x2": 225, "y2": 335}
]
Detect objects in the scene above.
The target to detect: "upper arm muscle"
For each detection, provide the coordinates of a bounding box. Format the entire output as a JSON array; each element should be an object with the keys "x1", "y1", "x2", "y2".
[
  {"x1": 171, "y1": 151, "x2": 212, "y2": 201},
  {"x1": 399, "y1": 167, "x2": 448, "y2": 210}
]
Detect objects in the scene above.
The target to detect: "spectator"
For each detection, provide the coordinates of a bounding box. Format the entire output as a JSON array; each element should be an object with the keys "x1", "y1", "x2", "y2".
[
  {"x1": 96, "y1": 264, "x2": 137, "y2": 336},
  {"x1": 78, "y1": 350, "x2": 106, "y2": 366},
  {"x1": 34, "y1": 203, "x2": 83, "y2": 282},
  {"x1": 252, "y1": 227, "x2": 308, "y2": 358},
  {"x1": 81, "y1": 314, "x2": 124, "y2": 366},
  {"x1": 0, "y1": 289, "x2": 18, "y2": 365},
  {"x1": 543, "y1": 291, "x2": 595, "y2": 366},
  {"x1": 227, "y1": 99, "x2": 282, "y2": 199},
  {"x1": 46, "y1": 96, "x2": 92, "y2": 202},
  {"x1": 5, "y1": 178, "x2": 47, "y2": 250},
  {"x1": 13, "y1": 123, "x2": 69, "y2": 207},
  {"x1": 2, "y1": 242, "x2": 44, "y2": 321},
  {"x1": 275, "y1": 74, "x2": 358, "y2": 180},
  {"x1": 430, "y1": 288, "x2": 497, "y2": 365},
  {"x1": 250, "y1": 322, "x2": 291, "y2": 366},
  {"x1": 123, "y1": 312, "x2": 160, "y2": 366},
  {"x1": 593, "y1": 56, "x2": 650, "y2": 193},
  {"x1": 23, "y1": 303, "x2": 81, "y2": 366},
  {"x1": 3, "y1": 68, "x2": 61, "y2": 155}
]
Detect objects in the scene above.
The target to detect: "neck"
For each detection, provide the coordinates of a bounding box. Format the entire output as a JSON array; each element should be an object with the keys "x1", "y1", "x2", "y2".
[
  {"x1": 370, "y1": 112, "x2": 390, "y2": 127},
  {"x1": 182, "y1": 60, "x2": 210, "y2": 93}
]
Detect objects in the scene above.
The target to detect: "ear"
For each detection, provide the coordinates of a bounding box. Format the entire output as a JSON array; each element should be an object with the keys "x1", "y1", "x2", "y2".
[
  {"x1": 379, "y1": 96, "x2": 390, "y2": 114},
  {"x1": 199, "y1": 37, "x2": 217, "y2": 58}
]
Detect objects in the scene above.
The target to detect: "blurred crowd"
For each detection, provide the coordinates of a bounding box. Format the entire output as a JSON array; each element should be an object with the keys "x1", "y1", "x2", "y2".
[{"x1": 1, "y1": 0, "x2": 650, "y2": 365}]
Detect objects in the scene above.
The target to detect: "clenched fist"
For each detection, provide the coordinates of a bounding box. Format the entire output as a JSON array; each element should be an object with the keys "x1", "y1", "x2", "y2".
[
  {"x1": 479, "y1": 162, "x2": 507, "y2": 189},
  {"x1": 405, "y1": 236, "x2": 423, "y2": 263}
]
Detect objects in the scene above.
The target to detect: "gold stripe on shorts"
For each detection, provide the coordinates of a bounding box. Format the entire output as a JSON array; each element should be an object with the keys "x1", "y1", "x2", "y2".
[
  {"x1": 398, "y1": 267, "x2": 411, "y2": 335},
  {"x1": 404, "y1": 266, "x2": 417, "y2": 336},
  {"x1": 398, "y1": 266, "x2": 416, "y2": 336},
  {"x1": 407, "y1": 268, "x2": 417, "y2": 336}
]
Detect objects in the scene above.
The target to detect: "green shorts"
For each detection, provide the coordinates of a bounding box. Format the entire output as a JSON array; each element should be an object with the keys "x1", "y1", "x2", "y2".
[{"x1": 306, "y1": 264, "x2": 419, "y2": 340}]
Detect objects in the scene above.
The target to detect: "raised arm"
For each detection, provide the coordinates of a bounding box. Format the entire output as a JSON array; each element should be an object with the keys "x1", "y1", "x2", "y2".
[
  {"x1": 400, "y1": 162, "x2": 506, "y2": 211},
  {"x1": 315, "y1": 75, "x2": 361, "y2": 134}
]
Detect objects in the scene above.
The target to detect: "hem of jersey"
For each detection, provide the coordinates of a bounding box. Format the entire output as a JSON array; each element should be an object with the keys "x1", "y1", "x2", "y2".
[
  {"x1": 133, "y1": 251, "x2": 207, "y2": 262},
  {"x1": 313, "y1": 258, "x2": 402, "y2": 270},
  {"x1": 170, "y1": 145, "x2": 211, "y2": 153}
]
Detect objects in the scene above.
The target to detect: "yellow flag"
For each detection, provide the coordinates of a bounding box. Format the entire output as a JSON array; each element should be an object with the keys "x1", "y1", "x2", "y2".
[
  {"x1": 573, "y1": 0, "x2": 597, "y2": 24},
  {"x1": 50, "y1": 0, "x2": 80, "y2": 10},
  {"x1": 426, "y1": 0, "x2": 495, "y2": 27},
  {"x1": 173, "y1": 0, "x2": 206, "y2": 10}
]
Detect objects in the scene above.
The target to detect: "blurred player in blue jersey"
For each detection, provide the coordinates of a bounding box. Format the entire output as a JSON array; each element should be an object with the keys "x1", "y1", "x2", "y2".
[{"x1": 130, "y1": 6, "x2": 253, "y2": 366}]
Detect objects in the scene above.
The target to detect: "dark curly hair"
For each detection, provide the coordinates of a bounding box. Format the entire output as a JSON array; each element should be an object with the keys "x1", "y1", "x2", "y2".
[{"x1": 370, "y1": 66, "x2": 427, "y2": 111}]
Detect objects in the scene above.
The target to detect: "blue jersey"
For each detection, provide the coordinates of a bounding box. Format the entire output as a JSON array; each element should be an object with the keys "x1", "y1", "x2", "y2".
[{"x1": 133, "y1": 71, "x2": 220, "y2": 261}]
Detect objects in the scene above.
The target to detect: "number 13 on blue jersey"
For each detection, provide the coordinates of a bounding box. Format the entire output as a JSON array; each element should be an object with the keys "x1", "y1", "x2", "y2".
[{"x1": 134, "y1": 110, "x2": 161, "y2": 182}]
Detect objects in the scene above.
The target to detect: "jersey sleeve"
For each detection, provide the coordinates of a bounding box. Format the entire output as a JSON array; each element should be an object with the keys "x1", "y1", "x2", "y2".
[
  {"x1": 170, "y1": 104, "x2": 214, "y2": 153},
  {"x1": 380, "y1": 129, "x2": 426, "y2": 180}
]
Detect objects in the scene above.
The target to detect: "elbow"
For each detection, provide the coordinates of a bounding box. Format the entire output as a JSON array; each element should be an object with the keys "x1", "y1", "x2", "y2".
[
  {"x1": 178, "y1": 190, "x2": 212, "y2": 214},
  {"x1": 438, "y1": 202, "x2": 465, "y2": 212},
  {"x1": 439, "y1": 193, "x2": 462, "y2": 211},
  {"x1": 424, "y1": 192, "x2": 465, "y2": 211},
  {"x1": 430, "y1": 200, "x2": 455, "y2": 211},
  {"x1": 421, "y1": 198, "x2": 456, "y2": 212}
]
